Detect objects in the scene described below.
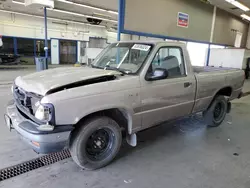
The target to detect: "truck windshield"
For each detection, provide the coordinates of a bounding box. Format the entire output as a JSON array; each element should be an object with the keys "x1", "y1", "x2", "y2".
[{"x1": 91, "y1": 43, "x2": 153, "y2": 74}]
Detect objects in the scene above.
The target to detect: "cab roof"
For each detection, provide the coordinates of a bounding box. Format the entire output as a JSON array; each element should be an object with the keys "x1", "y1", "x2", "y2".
[{"x1": 116, "y1": 40, "x2": 186, "y2": 47}]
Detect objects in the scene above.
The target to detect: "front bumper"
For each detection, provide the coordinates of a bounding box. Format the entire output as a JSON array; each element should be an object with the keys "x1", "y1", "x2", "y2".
[{"x1": 5, "y1": 100, "x2": 72, "y2": 154}]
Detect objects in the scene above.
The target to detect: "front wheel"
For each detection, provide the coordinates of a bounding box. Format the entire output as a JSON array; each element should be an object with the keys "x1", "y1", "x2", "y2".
[
  {"x1": 69, "y1": 116, "x2": 122, "y2": 170},
  {"x1": 203, "y1": 95, "x2": 228, "y2": 127}
]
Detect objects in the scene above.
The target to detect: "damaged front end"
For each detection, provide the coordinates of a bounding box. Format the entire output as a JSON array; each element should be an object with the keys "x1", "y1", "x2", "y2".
[
  {"x1": 45, "y1": 75, "x2": 117, "y2": 95},
  {"x1": 13, "y1": 84, "x2": 56, "y2": 131}
]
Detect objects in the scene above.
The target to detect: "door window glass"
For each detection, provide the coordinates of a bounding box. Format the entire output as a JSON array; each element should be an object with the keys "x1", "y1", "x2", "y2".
[{"x1": 150, "y1": 47, "x2": 185, "y2": 78}]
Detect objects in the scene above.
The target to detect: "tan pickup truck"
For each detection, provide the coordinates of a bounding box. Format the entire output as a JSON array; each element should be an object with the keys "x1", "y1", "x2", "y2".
[{"x1": 5, "y1": 41, "x2": 245, "y2": 170}]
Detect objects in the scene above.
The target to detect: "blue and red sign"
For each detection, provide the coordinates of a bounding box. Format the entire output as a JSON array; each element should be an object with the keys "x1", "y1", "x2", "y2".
[{"x1": 177, "y1": 12, "x2": 189, "y2": 28}]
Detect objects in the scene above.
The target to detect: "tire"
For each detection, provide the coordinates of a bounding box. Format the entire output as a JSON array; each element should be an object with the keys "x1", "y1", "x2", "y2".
[
  {"x1": 69, "y1": 116, "x2": 122, "y2": 170},
  {"x1": 203, "y1": 95, "x2": 228, "y2": 127}
]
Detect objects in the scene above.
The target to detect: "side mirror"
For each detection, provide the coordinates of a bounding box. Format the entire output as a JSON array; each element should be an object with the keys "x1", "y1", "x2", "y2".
[{"x1": 146, "y1": 68, "x2": 168, "y2": 81}]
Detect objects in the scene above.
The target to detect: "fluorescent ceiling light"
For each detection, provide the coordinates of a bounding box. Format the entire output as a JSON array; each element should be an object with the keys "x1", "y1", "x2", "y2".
[
  {"x1": 107, "y1": 10, "x2": 118, "y2": 15},
  {"x1": 225, "y1": 0, "x2": 250, "y2": 11},
  {"x1": 11, "y1": 0, "x2": 118, "y2": 15},
  {"x1": 241, "y1": 14, "x2": 250, "y2": 21},
  {"x1": 55, "y1": 0, "x2": 118, "y2": 15},
  {"x1": 12, "y1": 0, "x2": 25, "y2": 5},
  {"x1": 0, "y1": 9, "x2": 44, "y2": 19},
  {"x1": 47, "y1": 8, "x2": 117, "y2": 23},
  {"x1": 0, "y1": 9, "x2": 106, "y2": 28}
]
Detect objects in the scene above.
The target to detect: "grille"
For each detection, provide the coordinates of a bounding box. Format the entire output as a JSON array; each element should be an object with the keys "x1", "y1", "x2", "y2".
[
  {"x1": 0, "y1": 150, "x2": 71, "y2": 181},
  {"x1": 13, "y1": 85, "x2": 41, "y2": 115}
]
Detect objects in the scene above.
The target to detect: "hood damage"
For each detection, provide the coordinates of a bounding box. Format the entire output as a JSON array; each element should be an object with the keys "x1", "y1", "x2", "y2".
[{"x1": 45, "y1": 75, "x2": 117, "y2": 95}]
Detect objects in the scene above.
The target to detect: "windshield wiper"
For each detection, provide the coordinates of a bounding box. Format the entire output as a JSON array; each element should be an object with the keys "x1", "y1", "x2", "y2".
[
  {"x1": 91, "y1": 64, "x2": 128, "y2": 75},
  {"x1": 104, "y1": 65, "x2": 127, "y2": 75},
  {"x1": 90, "y1": 64, "x2": 103, "y2": 69}
]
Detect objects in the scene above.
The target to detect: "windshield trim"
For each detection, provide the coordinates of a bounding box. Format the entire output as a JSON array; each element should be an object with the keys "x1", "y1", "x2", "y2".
[{"x1": 91, "y1": 42, "x2": 155, "y2": 75}]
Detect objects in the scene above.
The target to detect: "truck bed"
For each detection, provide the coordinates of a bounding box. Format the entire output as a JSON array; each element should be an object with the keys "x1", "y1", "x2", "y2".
[{"x1": 192, "y1": 66, "x2": 244, "y2": 113}]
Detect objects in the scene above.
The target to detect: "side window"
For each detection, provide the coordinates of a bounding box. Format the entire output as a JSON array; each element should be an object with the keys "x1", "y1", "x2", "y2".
[{"x1": 149, "y1": 47, "x2": 185, "y2": 78}]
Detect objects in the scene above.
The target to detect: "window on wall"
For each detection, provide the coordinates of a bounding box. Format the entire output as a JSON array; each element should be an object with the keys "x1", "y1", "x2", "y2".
[
  {"x1": 210, "y1": 45, "x2": 225, "y2": 49},
  {"x1": 17, "y1": 38, "x2": 34, "y2": 56},
  {"x1": 1, "y1": 37, "x2": 14, "y2": 54},
  {"x1": 89, "y1": 38, "x2": 107, "y2": 48},
  {"x1": 187, "y1": 42, "x2": 209, "y2": 66},
  {"x1": 35, "y1": 40, "x2": 51, "y2": 57}
]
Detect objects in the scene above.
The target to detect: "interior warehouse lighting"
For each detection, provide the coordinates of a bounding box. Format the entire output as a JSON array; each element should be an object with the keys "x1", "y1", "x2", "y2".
[
  {"x1": 47, "y1": 8, "x2": 117, "y2": 23},
  {"x1": 225, "y1": 0, "x2": 250, "y2": 11},
  {"x1": 12, "y1": 0, "x2": 118, "y2": 15},
  {"x1": 56, "y1": 0, "x2": 118, "y2": 15},
  {"x1": 241, "y1": 14, "x2": 250, "y2": 21},
  {"x1": 0, "y1": 9, "x2": 106, "y2": 28},
  {"x1": 12, "y1": 0, "x2": 25, "y2": 5}
]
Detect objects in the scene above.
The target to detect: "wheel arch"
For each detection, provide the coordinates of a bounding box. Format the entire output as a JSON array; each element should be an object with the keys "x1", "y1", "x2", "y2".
[
  {"x1": 214, "y1": 86, "x2": 232, "y2": 98},
  {"x1": 207, "y1": 86, "x2": 232, "y2": 110},
  {"x1": 74, "y1": 107, "x2": 133, "y2": 135}
]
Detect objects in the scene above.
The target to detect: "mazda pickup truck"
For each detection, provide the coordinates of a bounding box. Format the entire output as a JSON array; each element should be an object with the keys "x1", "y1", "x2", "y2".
[{"x1": 5, "y1": 41, "x2": 245, "y2": 170}]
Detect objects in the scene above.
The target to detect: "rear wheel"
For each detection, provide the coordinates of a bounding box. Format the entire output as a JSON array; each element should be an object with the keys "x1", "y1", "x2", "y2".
[
  {"x1": 69, "y1": 116, "x2": 122, "y2": 170},
  {"x1": 203, "y1": 95, "x2": 228, "y2": 127}
]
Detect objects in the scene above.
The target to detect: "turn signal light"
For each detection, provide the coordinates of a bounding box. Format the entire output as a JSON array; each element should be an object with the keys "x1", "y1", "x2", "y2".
[{"x1": 31, "y1": 141, "x2": 40, "y2": 147}]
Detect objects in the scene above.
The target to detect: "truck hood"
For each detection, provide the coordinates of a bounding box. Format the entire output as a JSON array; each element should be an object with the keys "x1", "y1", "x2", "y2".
[{"x1": 15, "y1": 67, "x2": 121, "y2": 96}]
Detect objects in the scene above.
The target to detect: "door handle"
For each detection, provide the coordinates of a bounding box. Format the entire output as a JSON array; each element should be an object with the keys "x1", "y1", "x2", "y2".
[{"x1": 184, "y1": 82, "x2": 192, "y2": 88}]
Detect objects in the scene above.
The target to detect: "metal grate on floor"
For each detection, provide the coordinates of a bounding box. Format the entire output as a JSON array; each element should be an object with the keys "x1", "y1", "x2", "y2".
[{"x1": 0, "y1": 149, "x2": 71, "y2": 181}]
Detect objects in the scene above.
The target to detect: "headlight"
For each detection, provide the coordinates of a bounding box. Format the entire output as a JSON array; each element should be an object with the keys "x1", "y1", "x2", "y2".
[{"x1": 35, "y1": 104, "x2": 53, "y2": 122}]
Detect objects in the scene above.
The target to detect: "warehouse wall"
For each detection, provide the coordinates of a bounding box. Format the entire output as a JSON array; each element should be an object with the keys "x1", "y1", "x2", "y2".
[
  {"x1": 123, "y1": 0, "x2": 249, "y2": 46},
  {"x1": 213, "y1": 9, "x2": 248, "y2": 47},
  {"x1": 124, "y1": 0, "x2": 213, "y2": 42}
]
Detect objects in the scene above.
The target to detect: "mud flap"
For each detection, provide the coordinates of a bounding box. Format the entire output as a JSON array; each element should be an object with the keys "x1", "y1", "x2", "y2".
[
  {"x1": 203, "y1": 109, "x2": 214, "y2": 125},
  {"x1": 227, "y1": 102, "x2": 231, "y2": 113},
  {"x1": 126, "y1": 133, "x2": 137, "y2": 147}
]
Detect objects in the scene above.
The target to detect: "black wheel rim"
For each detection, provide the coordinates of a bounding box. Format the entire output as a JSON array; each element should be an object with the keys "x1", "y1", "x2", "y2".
[
  {"x1": 86, "y1": 128, "x2": 114, "y2": 161},
  {"x1": 213, "y1": 102, "x2": 224, "y2": 122}
]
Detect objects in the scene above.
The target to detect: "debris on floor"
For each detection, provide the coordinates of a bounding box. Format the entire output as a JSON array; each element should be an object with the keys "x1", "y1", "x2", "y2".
[
  {"x1": 124, "y1": 179, "x2": 133, "y2": 184},
  {"x1": 233, "y1": 153, "x2": 239, "y2": 156}
]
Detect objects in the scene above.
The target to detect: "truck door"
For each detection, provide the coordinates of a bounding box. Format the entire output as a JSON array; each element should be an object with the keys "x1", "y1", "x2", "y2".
[{"x1": 140, "y1": 46, "x2": 196, "y2": 129}]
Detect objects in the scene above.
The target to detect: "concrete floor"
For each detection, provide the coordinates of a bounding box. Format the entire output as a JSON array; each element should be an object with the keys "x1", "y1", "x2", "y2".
[{"x1": 1, "y1": 69, "x2": 250, "y2": 188}]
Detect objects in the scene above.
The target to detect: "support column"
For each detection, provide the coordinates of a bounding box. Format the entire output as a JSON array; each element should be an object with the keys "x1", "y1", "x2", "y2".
[
  {"x1": 206, "y1": 44, "x2": 211, "y2": 66},
  {"x1": 210, "y1": 6, "x2": 217, "y2": 43},
  {"x1": 77, "y1": 41, "x2": 81, "y2": 63},
  {"x1": 206, "y1": 6, "x2": 216, "y2": 67},
  {"x1": 117, "y1": 0, "x2": 123, "y2": 41},
  {"x1": 246, "y1": 24, "x2": 250, "y2": 49},
  {"x1": 44, "y1": 7, "x2": 48, "y2": 69}
]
